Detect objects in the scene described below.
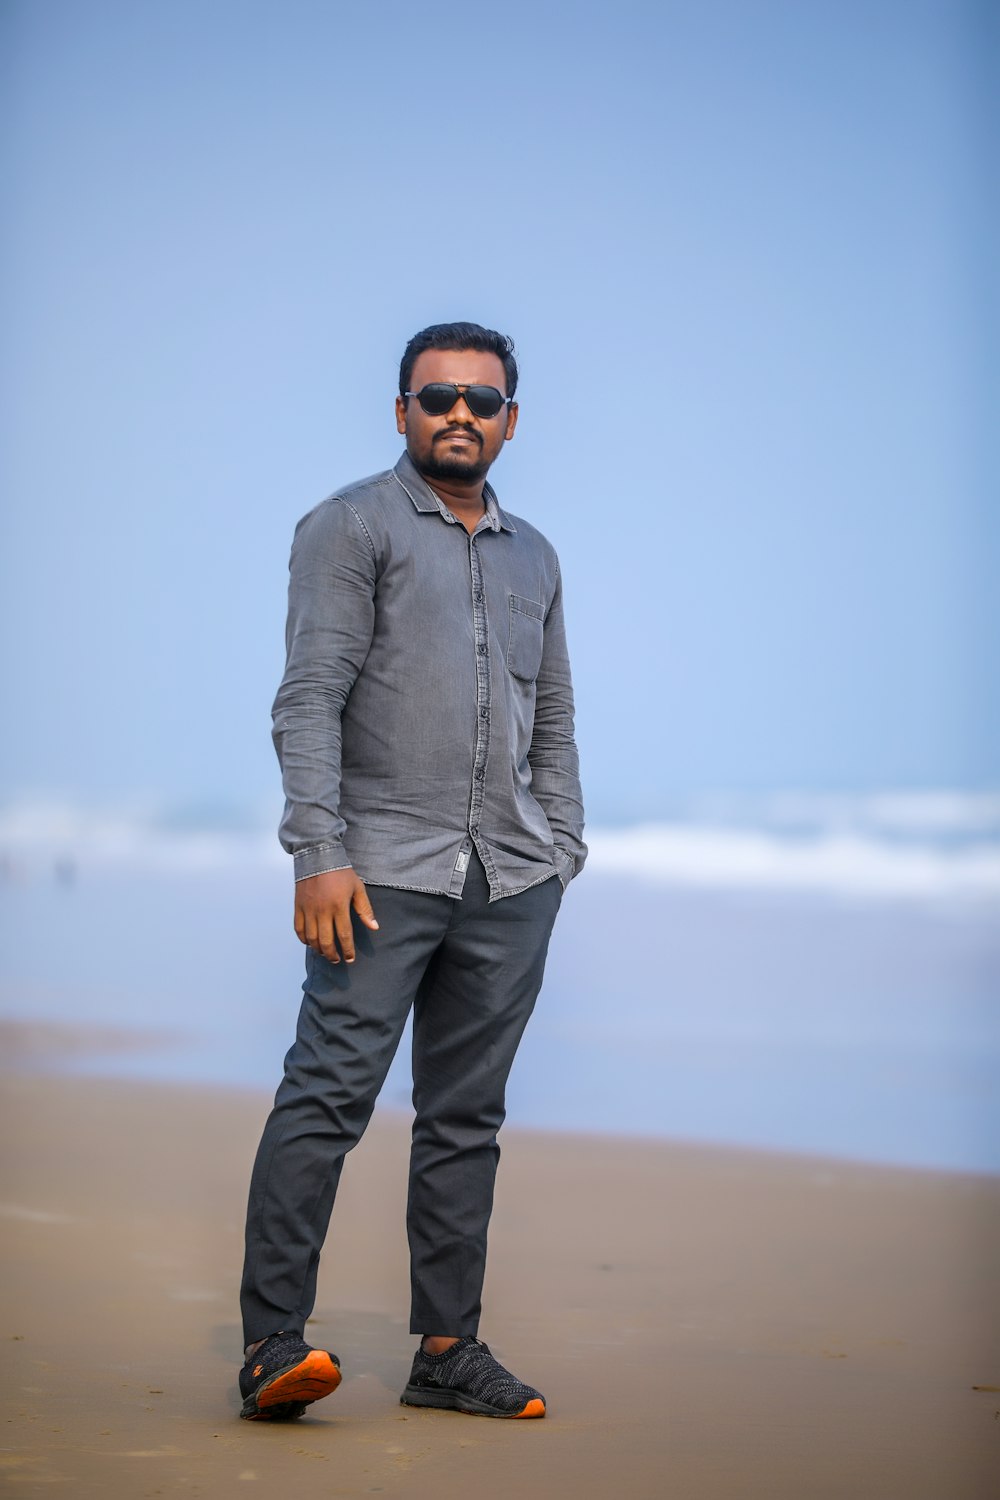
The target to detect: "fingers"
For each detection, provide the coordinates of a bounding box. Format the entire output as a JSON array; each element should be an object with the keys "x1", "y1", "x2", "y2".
[
  {"x1": 316, "y1": 910, "x2": 339, "y2": 963},
  {"x1": 293, "y1": 888, "x2": 340, "y2": 960},
  {"x1": 294, "y1": 896, "x2": 338, "y2": 961},
  {"x1": 332, "y1": 900, "x2": 356, "y2": 963},
  {"x1": 352, "y1": 883, "x2": 379, "y2": 932},
  {"x1": 331, "y1": 880, "x2": 378, "y2": 963},
  {"x1": 293, "y1": 871, "x2": 378, "y2": 964}
]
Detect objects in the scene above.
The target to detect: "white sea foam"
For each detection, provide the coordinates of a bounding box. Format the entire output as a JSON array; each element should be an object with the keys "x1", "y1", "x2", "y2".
[
  {"x1": 585, "y1": 823, "x2": 1000, "y2": 901},
  {"x1": 0, "y1": 799, "x2": 285, "y2": 876},
  {"x1": 1, "y1": 793, "x2": 999, "y2": 902},
  {"x1": 678, "y1": 789, "x2": 1000, "y2": 839}
]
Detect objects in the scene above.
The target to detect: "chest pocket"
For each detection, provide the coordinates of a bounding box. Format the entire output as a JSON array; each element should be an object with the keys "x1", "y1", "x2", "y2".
[{"x1": 507, "y1": 594, "x2": 546, "y2": 682}]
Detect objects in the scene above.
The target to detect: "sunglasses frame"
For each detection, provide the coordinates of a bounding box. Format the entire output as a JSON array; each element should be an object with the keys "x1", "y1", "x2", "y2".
[{"x1": 404, "y1": 383, "x2": 513, "y2": 419}]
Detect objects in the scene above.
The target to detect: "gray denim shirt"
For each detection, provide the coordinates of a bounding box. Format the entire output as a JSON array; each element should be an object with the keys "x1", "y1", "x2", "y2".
[{"x1": 272, "y1": 452, "x2": 587, "y2": 901}]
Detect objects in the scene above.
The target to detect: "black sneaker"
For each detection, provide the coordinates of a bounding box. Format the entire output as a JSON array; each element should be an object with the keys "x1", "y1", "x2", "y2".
[
  {"x1": 239, "y1": 1331, "x2": 341, "y2": 1421},
  {"x1": 400, "y1": 1337, "x2": 546, "y2": 1418}
]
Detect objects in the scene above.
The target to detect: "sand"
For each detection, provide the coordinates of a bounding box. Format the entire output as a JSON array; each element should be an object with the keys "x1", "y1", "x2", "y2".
[{"x1": 1, "y1": 1070, "x2": 998, "y2": 1498}]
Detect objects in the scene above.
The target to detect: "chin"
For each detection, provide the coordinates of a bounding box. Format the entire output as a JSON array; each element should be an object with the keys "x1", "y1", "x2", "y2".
[{"x1": 421, "y1": 453, "x2": 490, "y2": 483}]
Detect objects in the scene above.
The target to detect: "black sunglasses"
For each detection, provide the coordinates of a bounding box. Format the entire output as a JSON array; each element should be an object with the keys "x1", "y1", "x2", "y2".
[{"x1": 404, "y1": 383, "x2": 512, "y2": 419}]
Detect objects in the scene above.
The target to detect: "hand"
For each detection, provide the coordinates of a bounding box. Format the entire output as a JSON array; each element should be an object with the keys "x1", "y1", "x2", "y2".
[{"x1": 294, "y1": 867, "x2": 379, "y2": 963}]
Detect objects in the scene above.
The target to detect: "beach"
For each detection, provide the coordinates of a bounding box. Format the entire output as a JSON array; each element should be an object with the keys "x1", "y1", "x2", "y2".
[{"x1": 2, "y1": 1069, "x2": 997, "y2": 1498}]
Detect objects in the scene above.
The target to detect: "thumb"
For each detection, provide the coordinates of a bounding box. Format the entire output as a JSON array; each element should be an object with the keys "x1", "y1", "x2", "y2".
[{"x1": 352, "y1": 882, "x2": 379, "y2": 930}]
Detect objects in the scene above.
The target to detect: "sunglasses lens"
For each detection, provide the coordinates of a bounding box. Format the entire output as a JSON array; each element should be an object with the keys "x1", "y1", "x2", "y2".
[
  {"x1": 416, "y1": 384, "x2": 460, "y2": 415},
  {"x1": 464, "y1": 386, "x2": 505, "y2": 418}
]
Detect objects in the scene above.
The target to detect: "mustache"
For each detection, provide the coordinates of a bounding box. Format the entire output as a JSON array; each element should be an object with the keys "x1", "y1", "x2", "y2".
[{"x1": 434, "y1": 426, "x2": 482, "y2": 447}]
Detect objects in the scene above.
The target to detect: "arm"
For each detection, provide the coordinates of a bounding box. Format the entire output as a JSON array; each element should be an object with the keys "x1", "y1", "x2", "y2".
[
  {"x1": 527, "y1": 563, "x2": 587, "y2": 889},
  {"x1": 272, "y1": 498, "x2": 380, "y2": 960}
]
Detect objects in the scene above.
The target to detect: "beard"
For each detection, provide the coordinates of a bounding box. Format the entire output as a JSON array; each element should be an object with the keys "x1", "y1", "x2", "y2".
[{"x1": 418, "y1": 434, "x2": 490, "y2": 484}]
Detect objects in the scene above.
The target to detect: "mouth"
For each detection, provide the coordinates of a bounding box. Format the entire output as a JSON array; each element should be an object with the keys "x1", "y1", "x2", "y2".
[{"x1": 435, "y1": 429, "x2": 481, "y2": 447}]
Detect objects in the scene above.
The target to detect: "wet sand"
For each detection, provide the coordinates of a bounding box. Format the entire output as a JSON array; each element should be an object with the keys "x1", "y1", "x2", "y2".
[{"x1": 1, "y1": 1070, "x2": 998, "y2": 1497}]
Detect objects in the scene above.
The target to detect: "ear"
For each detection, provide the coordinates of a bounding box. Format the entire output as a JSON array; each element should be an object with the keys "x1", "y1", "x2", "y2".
[
  {"x1": 504, "y1": 401, "x2": 518, "y2": 441},
  {"x1": 395, "y1": 394, "x2": 408, "y2": 434}
]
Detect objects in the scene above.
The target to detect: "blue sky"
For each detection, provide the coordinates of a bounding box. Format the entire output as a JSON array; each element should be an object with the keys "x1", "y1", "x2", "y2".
[{"x1": 2, "y1": 0, "x2": 995, "y2": 825}]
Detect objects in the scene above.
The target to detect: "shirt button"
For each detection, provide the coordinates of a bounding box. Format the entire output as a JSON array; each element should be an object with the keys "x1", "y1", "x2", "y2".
[
  {"x1": 474, "y1": 768, "x2": 484, "y2": 781},
  {"x1": 479, "y1": 707, "x2": 488, "y2": 718},
  {"x1": 477, "y1": 642, "x2": 487, "y2": 655},
  {"x1": 474, "y1": 591, "x2": 483, "y2": 602},
  {"x1": 470, "y1": 824, "x2": 479, "y2": 835}
]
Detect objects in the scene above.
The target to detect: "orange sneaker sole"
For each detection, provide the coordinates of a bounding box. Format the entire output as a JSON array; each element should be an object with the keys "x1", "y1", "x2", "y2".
[
  {"x1": 254, "y1": 1351, "x2": 341, "y2": 1415},
  {"x1": 512, "y1": 1398, "x2": 546, "y2": 1418}
]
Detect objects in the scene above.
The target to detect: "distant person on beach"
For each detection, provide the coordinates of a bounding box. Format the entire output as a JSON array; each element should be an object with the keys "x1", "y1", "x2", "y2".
[{"x1": 238, "y1": 322, "x2": 586, "y2": 1423}]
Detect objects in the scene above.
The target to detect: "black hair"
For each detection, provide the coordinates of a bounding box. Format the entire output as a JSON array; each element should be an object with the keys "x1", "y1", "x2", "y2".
[{"x1": 399, "y1": 321, "x2": 518, "y2": 401}]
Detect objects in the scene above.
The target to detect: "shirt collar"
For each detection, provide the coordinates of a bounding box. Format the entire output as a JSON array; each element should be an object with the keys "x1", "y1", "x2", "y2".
[{"x1": 393, "y1": 451, "x2": 517, "y2": 534}]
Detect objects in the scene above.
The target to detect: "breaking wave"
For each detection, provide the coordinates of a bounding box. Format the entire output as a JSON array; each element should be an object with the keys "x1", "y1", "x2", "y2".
[{"x1": 1, "y1": 792, "x2": 999, "y2": 902}]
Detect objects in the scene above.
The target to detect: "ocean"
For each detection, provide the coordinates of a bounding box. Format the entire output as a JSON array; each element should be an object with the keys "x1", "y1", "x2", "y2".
[{"x1": 2, "y1": 793, "x2": 998, "y2": 1174}]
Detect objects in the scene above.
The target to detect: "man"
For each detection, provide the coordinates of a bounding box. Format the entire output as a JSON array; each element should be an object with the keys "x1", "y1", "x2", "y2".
[{"x1": 238, "y1": 321, "x2": 586, "y2": 1424}]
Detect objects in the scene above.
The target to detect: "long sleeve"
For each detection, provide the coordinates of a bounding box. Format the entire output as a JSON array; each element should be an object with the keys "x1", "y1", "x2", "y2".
[
  {"x1": 527, "y1": 564, "x2": 587, "y2": 888},
  {"x1": 271, "y1": 498, "x2": 377, "y2": 881}
]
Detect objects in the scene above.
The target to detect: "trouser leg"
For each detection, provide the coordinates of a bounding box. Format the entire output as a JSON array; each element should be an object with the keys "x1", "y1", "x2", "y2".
[
  {"x1": 407, "y1": 858, "x2": 563, "y2": 1336},
  {"x1": 240, "y1": 891, "x2": 450, "y2": 1346}
]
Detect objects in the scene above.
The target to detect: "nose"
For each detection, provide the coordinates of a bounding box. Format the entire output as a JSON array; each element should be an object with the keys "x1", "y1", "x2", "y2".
[{"x1": 450, "y1": 389, "x2": 476, "y2": 422}]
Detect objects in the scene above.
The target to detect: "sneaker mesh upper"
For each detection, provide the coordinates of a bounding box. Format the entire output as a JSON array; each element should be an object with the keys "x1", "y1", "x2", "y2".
[{"x1": 407, "y1": 1337, "x2": 542, "y2": 1413}]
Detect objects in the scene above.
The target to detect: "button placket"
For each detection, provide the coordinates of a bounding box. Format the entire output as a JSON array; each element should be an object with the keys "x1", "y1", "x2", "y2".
[{"x1": 467, "y1": 536, "x2": 491, "y2": 851}]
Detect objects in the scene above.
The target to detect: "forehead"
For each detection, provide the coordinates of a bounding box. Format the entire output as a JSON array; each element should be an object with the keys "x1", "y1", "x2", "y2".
[{"x1": 410, "y1": 347, "x2": 509, "y2": 396}]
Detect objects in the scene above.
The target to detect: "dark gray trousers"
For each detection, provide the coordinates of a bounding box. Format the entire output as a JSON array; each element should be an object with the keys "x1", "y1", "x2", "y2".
[{"x1": 240, "y1": 853, "x2": 562, "y2": 1345}]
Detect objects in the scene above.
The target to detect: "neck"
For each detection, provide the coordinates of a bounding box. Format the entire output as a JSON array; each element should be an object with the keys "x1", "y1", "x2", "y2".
[
  {"x1": 426, "y1": 475, "x2": 485, "y2": 512},
  {"x1": 423, "y1": 474, "x2": 489, "y2": 534}
]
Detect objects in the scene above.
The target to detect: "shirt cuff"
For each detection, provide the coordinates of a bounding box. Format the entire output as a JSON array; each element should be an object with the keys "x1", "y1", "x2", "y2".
[{"x1": 293, "y1": 843, "x2": 353, "y2": 882}]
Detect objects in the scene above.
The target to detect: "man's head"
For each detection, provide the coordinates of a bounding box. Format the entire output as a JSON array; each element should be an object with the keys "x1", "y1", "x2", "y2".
[
  {"x1": 399, "y1": 322, "x2": 518, "y2": 404},
  {"x1": 396, "y1": 322, "x2": 519, "y2": 488}
]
